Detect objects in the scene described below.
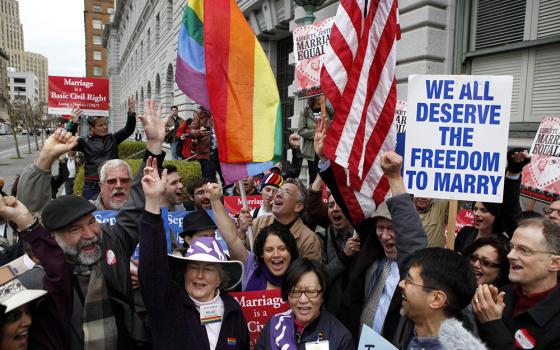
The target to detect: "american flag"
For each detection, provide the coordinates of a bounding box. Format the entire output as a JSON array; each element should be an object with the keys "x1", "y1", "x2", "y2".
[{"x1": 320, "y1": 0, "x2": 400, "y2": 223}]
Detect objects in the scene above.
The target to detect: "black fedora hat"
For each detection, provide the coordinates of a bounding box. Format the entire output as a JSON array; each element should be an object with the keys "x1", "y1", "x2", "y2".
[{"x1": 179, "y1": 210, "x2": 217, "y2": 238}]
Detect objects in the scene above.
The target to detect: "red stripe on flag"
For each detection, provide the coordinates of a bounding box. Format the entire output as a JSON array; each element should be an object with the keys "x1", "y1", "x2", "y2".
[
  {"x1": 361, "y1": 80, "x2": 397, "y2": 179},
  {"x1": 323, "y1": 0, "x2": 380, "y2": 161},
  {"x1": 204, "y1": 0, "x2": 231, "y2": 156},
  {"x1": 341, "y1": 0, "x2": 364, "y2": 36},
  {"x1": 328, "y1": 26, "x2": 353, "y2": 80},
  {"x1": 320, "y1": 68, "x2": 342, "y2": 107},
  {"x1": 332, "y1": 162, "x2": 365, "y2": 223},
  {"x1": 347, "y1": 2, "x2": 398, "y2": 188}
]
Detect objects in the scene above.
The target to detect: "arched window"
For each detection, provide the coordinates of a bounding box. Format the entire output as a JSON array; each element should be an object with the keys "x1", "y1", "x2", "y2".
[
  {"x1": 167, "y1": 0, "x2": 173, "y2": 31},
  {"x1": 155, "y1": 73, "x2": 161, "y2": 102},
  {"x1": 165, "y1": 63, "x2": 174, "y2": 110},
  {"x1": 147, "y1": 81, "x2": 152, "y2": 99}
]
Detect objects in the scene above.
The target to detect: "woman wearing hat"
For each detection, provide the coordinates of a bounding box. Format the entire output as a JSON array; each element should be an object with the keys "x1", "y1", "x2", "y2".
[
  {"x1": 251, "y1": 172, "x2": 284, "y2": 219},
  {"x1": 138, "y1": 164, "x2": 249, "y2": 349},
  {"x1": 0, "y1": 278, "x2": 47, "y2": 350},
  {"x1": 206, "y1": 183, "x2": 299, "y2": 292}
]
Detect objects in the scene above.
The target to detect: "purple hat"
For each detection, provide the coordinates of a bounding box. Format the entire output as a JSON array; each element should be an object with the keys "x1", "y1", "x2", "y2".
[{"x1": 168, "y1": 237, "x2": 244, "y2": 290}]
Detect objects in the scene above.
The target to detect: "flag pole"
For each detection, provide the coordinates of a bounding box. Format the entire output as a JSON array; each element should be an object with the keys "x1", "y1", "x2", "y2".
[
  {"x1": 238, "y1": 180, "x2": 254, "y2": 251},
  {"x1": 446, "y1": 200, "x2": 458, "y2": 250}
]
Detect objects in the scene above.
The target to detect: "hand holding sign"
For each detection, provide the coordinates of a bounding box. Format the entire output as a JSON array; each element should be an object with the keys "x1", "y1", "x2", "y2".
[
  {"x1": 506, "y1": 148, "x2": 530, "y2": 175},
  {"x1": 70, "y1": 106, "x2": 82, "y2": 123},
  {"x1": 128, "y1": 96, "x2": 136, "y2": 114}
]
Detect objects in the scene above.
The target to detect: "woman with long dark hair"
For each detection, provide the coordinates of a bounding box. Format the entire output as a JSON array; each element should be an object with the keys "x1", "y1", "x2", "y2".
[{"x1": 206, "y1": 183, "x2": 300, "y2": 291}]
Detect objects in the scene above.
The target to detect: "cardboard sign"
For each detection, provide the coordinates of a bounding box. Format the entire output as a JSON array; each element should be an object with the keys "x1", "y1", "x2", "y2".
[
  {"x1": 48, "y1": 76, "x2": 109, "y2": 116},
  {"x1": 223, "y1": 195, "x2": 263, "y2": 215},
  {"x1": 293, "y1": 17, "x2": 335, "y2": 97},
  {"x1": 229, "y1": 289, "x2": 290, "y2": 349},
  {"x1": 521, "y1": 117, "x2": 560, "y2": 203},
  {"x1": 404, "y1": 75, "x2": 512, "y2": 202},
  {"x1": 357, "y1": 324, "x2": 397, "y2": 350}
]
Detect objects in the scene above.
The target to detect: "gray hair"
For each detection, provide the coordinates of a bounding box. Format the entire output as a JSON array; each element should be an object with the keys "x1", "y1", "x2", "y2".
[
  {"x1": 284, "y1": 178, "x2": 307, "y2": 205},
  {"x1": 99, "y1": 159, "x2": 132, "y2": 183}
]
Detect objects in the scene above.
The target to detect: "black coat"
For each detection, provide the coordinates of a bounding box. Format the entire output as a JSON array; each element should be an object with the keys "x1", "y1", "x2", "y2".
[{"x1": 478, "y1": 284, "x2": 560, "y2": 350}]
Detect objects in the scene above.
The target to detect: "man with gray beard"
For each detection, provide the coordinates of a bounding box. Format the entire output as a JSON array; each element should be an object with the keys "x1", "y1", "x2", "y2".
[
  {"x1": 92, "y1": 159, "x2": 133, "y2": 210},
  {"x1": 15, "y1": 99, "x2": 168, "y2": 349}
]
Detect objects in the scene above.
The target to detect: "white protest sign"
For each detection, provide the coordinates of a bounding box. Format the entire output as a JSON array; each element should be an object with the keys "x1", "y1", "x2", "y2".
[
  {"x1": 404, "y1": 75, "x2": 512, "y2": 202},
  {"x1": 357, "y1": 324, "x2": 397, "y2": 350}
]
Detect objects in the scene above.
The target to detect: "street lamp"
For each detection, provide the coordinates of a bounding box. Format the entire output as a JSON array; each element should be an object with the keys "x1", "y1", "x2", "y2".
[{"x1": 295, "y1": 0, "x2": 327, "y2": 25}]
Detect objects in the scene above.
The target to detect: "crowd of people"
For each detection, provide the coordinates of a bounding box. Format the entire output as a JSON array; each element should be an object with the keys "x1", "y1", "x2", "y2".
[{"x1": 0, "y1": 98, "x2": 559, "y2": 350}]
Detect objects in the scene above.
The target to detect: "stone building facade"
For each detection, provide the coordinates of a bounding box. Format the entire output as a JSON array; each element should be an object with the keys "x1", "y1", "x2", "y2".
[{"x1": 104, "y1": 0, "x2": 560, "y2": 142}]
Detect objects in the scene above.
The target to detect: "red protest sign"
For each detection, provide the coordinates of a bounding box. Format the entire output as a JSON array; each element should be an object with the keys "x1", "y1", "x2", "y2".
[
  {"x1": 223, "y1": 195, "x2": 263, "y2": 215},
  {"x1": 48, "y1": 76, "x2": 109, "y2": 116},
  {"x1": 229, "y1": 289, "x2": 290, "y2": 349}
]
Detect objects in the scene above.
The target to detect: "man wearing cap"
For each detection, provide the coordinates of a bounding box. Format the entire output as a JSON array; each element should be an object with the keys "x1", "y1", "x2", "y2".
[
  {"x1": 15, "y1": 99, "x2": 168, "y2": 349},
  {"x1": 251, "y1": 172, "x2": 284, "y2": 219},
  {"x1": 138, "y1": 159, "x2": 249, "y2": 349},
  {"x1": 0, "y1": 194, "x2": 70, "y2": 350},
  {"x1": 315, "y1": 116, "x2": 427, "y2": 344}
]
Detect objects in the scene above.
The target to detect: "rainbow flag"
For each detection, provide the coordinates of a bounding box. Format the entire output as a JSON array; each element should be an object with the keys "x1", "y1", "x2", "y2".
[{"x1": 176, "y1": 0, "x2": 282, "y2": 184}]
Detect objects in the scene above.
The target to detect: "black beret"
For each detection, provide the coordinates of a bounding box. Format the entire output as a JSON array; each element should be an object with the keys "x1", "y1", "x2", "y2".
[{"x1": 41, "y1": 195, "x2": 97, "y2": 232}]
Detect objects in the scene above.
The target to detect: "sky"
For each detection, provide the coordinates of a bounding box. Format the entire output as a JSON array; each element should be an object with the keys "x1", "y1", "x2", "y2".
[{"x1": 18, "y1": 0, "x2": 85, "y2": 77}]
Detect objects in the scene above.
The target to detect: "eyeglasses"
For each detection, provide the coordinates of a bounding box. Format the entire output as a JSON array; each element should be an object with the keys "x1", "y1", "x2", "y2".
[
  {"x1": 402, "y1": 279, "x2": 439, "y2": 291},
  {"x1": 105, "y1": 177, "x2": 131, "y2": 185},
  {"x1": 193, "y1": 190, "x2": 207, "y2": 196},
  {"x1": 288, "y1": 289, "x2": 322, "y2": 299},
  {"x1": 543, "y1": 207, "x2": 560, "y2": 216},
  {"x1": 505, "y1": 242, "x2": 558, "y2": 256},
  {"x1": 376, "y1": 225, "x2": 394, "y2": 233},
  {"x1": 468, "y1": 254, "x2": 501, "y2": 269}
]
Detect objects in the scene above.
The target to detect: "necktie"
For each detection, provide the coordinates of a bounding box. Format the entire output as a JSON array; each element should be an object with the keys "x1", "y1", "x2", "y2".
[{"x1": 361, "y1": 259, "x2": 392, "y2": 327}]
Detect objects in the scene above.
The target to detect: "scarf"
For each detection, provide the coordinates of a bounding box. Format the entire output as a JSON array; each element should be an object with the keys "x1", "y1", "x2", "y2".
[
  {"x1": 245, "y1": 262, "x2": 283, "y2": 291},
  {"x1": 76, "y1": 264, "x2": 118, "y2": 350},
  {"x1": 269, "y1": 310, "x2": 297, "y2": 350}
]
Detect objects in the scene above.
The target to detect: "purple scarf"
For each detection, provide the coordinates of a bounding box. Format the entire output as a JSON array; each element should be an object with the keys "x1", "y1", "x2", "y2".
[
  {"x1": 245, "y1": 262, "x2": 283, "y2": 291},
  {"x1": 269, "y1": 310, "x2": 297, "y2": 350}
]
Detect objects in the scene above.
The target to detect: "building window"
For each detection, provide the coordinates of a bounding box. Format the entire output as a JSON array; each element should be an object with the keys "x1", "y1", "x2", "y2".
[
  {"x1": 93, "y1": 51, "x2": 102, "y2": 60},
  {"x1": 93, "y1": 67, "x2": 103, "y2": 76},
  {"x1": 167, "y1": 0, "x2": 173, "y2": 30},
  {"x1": 147, "y1": 29, "x2": 151, "y2": 55},
  {"x1": 156, "y1": 13, "x2": 160, "y2": 45},
  {"x1": 93, "y1": 19, "x2": 103, "y2": 30},
  {"x1": 93, "y1": 36, "x2": 102, "y2": 45},
  {"x1": 92, "y1": 5, "x2": 102, "y2": 12}
]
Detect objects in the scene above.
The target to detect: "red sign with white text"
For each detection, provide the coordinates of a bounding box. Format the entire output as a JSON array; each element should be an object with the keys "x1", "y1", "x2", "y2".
[
  {"x1": 229, "y1": 289, "x2": 290, "y2": 349},
  {"x1": 48, "y1": 76, "x2": 109, "y2": 116},
  {"x1": 223, "y1": 196, "x2": 263, "y2": 215}
]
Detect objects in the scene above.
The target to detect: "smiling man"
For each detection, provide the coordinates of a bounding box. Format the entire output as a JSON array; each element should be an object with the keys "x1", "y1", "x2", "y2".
[
  {"x1": 249, "y1": 178, "x2": 321, "y2": 261},
  {"x1": 474, "y1": 218, "x2": 560, "y2": 350},
  {"x1": 92, "y1": 159, "x2": 133, "y2": 210}
]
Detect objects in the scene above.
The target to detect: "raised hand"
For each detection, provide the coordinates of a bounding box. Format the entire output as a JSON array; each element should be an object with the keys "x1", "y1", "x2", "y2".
[
  {"x1": 472, "y1": 284, "x2": 506, "y2": 323},
  {"x1": 506, "y1": 148, "x2": 531, "y2": 175},
  {"x1": 139, "y1": 99, "x2": 168, "y2": 144},
  {"x1": 0, "y1": 195, "x2": 34, "y2": 231},
  {"x1": 313, "y1": 117, "x2": 330, "y2": 161},
  {"x1": 36, "y1": 128, "x2": 79, "y2": 171},
  {"x1": 343, "y1": 235, "x2": 360, "y2": 256},
  {"x1": 141, "y1": 156, "x2": 167, "y2": 214},
  {"x1": 128, "y1": 97, "x2": 136, "y2": 114},
  {"x1": 70, "y1": 107, "x2": 82, "y2": 123},
  {"x1": 206, "y1": 182, "x2": 222, "y2": 202},
  {"x1": 380, "y1": 151, "x2": 403, "y2": 178},
  {"x1": 237, "y1": 208, "x2": 253, "y2": 234},
  {"x1": 289, "y1": 133, "x2": 300, "y2": 149}
]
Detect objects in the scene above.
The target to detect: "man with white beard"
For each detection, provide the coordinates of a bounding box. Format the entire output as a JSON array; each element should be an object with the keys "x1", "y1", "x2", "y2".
[{"x1": 92, "y1": 159, "x2": 133, "y2": 210}]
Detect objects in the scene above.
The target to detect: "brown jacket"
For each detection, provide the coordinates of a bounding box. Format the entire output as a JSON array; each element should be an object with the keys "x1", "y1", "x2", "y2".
[
  {"x1": 252, "y1": 215, "x2": 322, "y2": 261},
  {"x1": 190, "y1": 108, "x2": 213, "y2": 160}
]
